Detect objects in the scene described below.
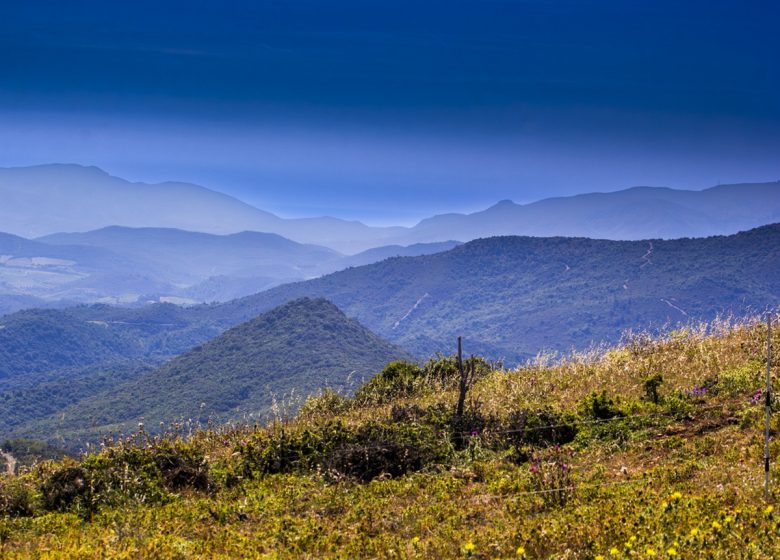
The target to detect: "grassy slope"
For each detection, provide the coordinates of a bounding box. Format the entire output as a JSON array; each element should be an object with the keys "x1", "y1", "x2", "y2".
[{"x1": 2, "y1": 314, "x2": 779, "y2": 558}]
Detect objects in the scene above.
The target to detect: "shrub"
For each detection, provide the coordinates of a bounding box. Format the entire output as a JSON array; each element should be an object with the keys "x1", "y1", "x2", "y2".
[
  {"x1": 0, "y1": 477, "x2": 35, "y2": 517},
  {"x1": 580, "y1": 391, "x2": 623, "y2": 420},
  {"x1": 152, "y1": 441, "x2": 210, "y2": 491},
  {"x1": 38, "y1": 439, "x2": 211, "y2": 515},
  {"x1": 353, "y1": 360, "x2": 424, "y2": 404},
  {"x1": 643, "y1": 374, "x2": 664, "y2": 404},
  {"x1": 238, "y1": 420, "x2": 452, "y2": 482},
  {"x1": 718, "y1": 362, "x2": 761, "y2": 396},
  {"x1": 323, "y1": 422, "x2": 451, "y2": 482},
  {"x1": 503, "y1": 408, "x2": 578, "y2": 448},
  {"x1": 40, "y1": 466, "x2": 88, "y2": 512}
]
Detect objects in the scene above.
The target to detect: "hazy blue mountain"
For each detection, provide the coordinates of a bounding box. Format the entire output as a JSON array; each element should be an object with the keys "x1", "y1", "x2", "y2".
[
  {"x1": 0, "y1": 164, "x2": 402, "y2": 253},
  {"x1": 2, "y1": 165, "x2": 779, "y2": 253},
  {"x1": 406, "y1": 183, "x2": 780, "y2": 243},
  {"x1": 13, "y1": 298, "x2": 410, "y2": 446},
  {"x1": 40, "y1": 227, "x2": 341, "y2": 284},
  {"x1": 29, "y1": 227, "x2": 459, "y2": 304},
  {"x1": 0, "y1": 231, "x2": 172, "y2": 304}
]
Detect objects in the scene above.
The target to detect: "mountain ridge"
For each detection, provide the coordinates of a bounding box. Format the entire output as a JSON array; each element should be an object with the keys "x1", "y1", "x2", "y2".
[{"x1": 2, "y1": 164, "x2": 779, "y2": 252}]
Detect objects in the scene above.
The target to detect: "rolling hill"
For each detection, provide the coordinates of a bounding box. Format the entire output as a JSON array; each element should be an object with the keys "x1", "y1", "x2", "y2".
[{"x1": 12, "y1": 298, "x2": 409, "y2": 445}]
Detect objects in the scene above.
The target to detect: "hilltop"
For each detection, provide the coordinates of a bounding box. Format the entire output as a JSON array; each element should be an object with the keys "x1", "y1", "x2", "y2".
[
  {"x1": 0, "y1": 314, "x2": 777, "y2": 558},
  {"x1": 10, "y1": 298, "x2": 409, "y2": 447}
]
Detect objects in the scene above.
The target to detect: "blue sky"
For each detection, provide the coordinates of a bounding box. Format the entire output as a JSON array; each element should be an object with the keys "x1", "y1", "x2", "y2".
[{"x1": 1, "y1": 0, "x2": 778, "y2": 225}]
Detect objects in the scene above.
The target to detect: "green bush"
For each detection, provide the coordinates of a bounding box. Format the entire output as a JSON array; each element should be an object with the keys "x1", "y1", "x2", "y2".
[
  {"x1": 580, "y1": 391, "x2": 623, "y2": 420},
  {"x1": 354, "y1": 360, "x2": 424, "y2": 404},
  {"x1": 643, "y1": 373, "x2": 664, "y2": 404},
  {"x1": 502, "y1": 408, "x2": 578, "y2": 449},
  {"x1": 237, "y1": 420, "x2": 452, "y2": 482},
  {"x1": 38, "y1": 439, "x2": 210, "y2": 516},
  {"x1": 718, "y1": 362, "x2": 761, "y2": 396},
  {"x1": 0, "y1": 476, "x2": 35, "y2": 517}
]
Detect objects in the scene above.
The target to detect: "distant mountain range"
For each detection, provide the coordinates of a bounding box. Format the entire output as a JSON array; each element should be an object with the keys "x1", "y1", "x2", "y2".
[
  {"x1": 2, "y1": 225, "x2": 778, "y2": 448},
  {"x1": 0, "y1": 226, "x2": 460, "y2": 308},
  {"x1": 2, "y1": 164, "x2": 779, "y2": 253}
]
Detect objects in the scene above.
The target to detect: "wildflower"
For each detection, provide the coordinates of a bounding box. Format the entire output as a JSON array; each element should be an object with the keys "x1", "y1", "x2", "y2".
[
  {"x1": 671, "y1": 491, "x2": 682, "y2": 500},
  {"x1": 610, "y1": 547, "x2": 620, "y2": 555},
  {"x1": 724, "y1": 515, "x2": 733, "y2": 524},
  {"x1": 464, "y1": 542, "x2": 476, "y2": 552},
  {"x1": 595, "y1": 556, "x2": 604, "y2": 560},
  {"x1": 411, "y1": 536, "x2": 420, "y2": 544},
  {"x1": 667, "y1": 548, "x2": 677, "y2": 556},
  {"x1": 689, "y1": 528, "x2": 699, "y2": 537},
  {"x1": 516, "y1": 546, "x2": 525, "y2": 556},
  {"x1": 646, "y1": 547, "x2": 656, "y2": 556},
  {"x1": 711, "y1": 521, "x2": 721, "y2": 530},
  {"x1": 765, "y1": 505, "x2": 774, "y2": 516}
]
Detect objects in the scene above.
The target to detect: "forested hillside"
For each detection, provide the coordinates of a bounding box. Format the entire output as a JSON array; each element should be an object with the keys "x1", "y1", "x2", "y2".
[{"x1": 9, "y1": 298, "x2": 409, "y2": 448}]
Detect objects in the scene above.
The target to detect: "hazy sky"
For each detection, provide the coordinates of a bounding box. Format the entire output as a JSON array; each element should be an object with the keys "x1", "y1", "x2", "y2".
[{"x1": 1, "y1": 0, "x2": 778, "y2": 224}]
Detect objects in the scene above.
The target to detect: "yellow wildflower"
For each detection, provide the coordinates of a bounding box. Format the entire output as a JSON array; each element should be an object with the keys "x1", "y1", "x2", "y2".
[
  {"x1": 667, "y1": 548, "x2": 677, "y2": 556},
  {"x1": 610, "y1": 547, "x2": 620, "y2": 555},
  {"x1": 689, "y1": 528, "x2": 699, "y2": 537},
  {"x1": 411, "y1": 536, "x2": 420, "y2": 544},
  {"x1": 712, "y1": 521, "x2": 721, "y2": 530},
  {"x1": 595, "y1": 556, "x2": 604, "y2": 560},
  {"x1": 516, "y1": 546, "x2": 525, "y2": 556},
  {"x1": 464, "y1": 542, "x2": 476, "y2": 552},
  {"x1": 765, "y1": 505, "x2": 774, "y2": 515},
  {"x1": 724, "y1": 515, "x2": 733, "y2": 524},
  {"x1": 646, "y1": 547, "x2": 656, "y2": 556}
]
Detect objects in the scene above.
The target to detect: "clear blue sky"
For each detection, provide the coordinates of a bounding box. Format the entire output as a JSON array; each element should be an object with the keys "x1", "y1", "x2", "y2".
[{"x1": 1, "y1": 0, "x2": 778, "y2": 225}]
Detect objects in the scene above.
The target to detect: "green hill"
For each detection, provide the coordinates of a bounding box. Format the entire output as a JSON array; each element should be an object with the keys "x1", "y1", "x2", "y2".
[
  {"x1": 13, "y1": 298, "x2": 409, "y2": 447},
  {"x1": 1, "y1": 314, "x2": 778, "y2": 558}
]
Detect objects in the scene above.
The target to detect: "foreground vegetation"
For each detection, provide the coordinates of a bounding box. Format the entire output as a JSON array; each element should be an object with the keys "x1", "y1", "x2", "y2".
[{"x1": 1, "y1": 314, "x2": 779, "y2": 558}]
